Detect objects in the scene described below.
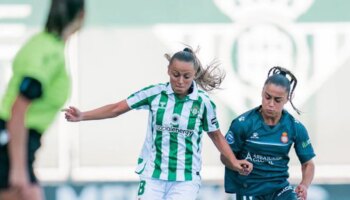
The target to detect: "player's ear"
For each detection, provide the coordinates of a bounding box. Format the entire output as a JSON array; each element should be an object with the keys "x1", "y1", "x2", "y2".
[{"x1": 261, "y1": 86, "x2": 265, "y2": 98}]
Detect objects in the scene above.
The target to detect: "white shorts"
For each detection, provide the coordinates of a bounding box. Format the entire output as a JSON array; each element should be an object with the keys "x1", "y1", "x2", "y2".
[{"x1": 136, "y1": 176, "x2": 201, "y2": 200}]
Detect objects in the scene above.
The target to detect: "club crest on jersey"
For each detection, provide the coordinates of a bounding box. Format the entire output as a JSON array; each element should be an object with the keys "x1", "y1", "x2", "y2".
[
  {"x1": 171, "y1": 113, "x2": 180, "y2": 125},
  {"x1": 281, "y1": 132, "x2": 288, "y2": 143},
  {"x1": 191, "y1": 106, "x2": 199, "y2": 115}
]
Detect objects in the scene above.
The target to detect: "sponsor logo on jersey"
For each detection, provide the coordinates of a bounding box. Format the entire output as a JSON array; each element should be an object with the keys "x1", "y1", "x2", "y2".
[
  {"x1": 245, "y1": 152, "x2": 282, "y2": 165},
  {"x1": 302, "y1": 139, "x2": 311, "y2": 148},
  {"x1": 171, "y1": 113, "x2": 180, "y2": 126},
  {"x1": 155, "y1": 125, "x2": 194, "y2": 137},
  {"x1": 225, "y1": 131, "x2": 234, "y2": 144},
  {"x1": 250, "y1": 132, "x2": 259, "y2": 139},
  {"x1": 281, "y1": 132, "x2": 288, "y2": 143}
]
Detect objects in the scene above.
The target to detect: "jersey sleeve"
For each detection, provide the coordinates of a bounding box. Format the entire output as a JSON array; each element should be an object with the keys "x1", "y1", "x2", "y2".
[
  {"x1": 126, "y1": 85, "x2": 159, "y2": 110},
  {"x1": 294, "y1": 121, "x2": 316, "y2": 164},
  {"x1": 202, "y1": 99, "x2": 219, "y2": 132},
  {"x1": 13, "y1": 41, "x2": 64, "y2": 92},
  {"x1": 225, "y1": 118, "x2": 246, "y2": 153}
]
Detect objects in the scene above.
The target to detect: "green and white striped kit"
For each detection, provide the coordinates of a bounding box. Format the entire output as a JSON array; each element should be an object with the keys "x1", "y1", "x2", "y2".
[{"x1": 127, "y1": 82, "x2": 219, "y2": 181}]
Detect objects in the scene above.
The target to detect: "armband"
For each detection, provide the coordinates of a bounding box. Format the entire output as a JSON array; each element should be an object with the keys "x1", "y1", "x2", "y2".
[{"x1": 19, "y1": 77, "x2": 43, "y2": 100}]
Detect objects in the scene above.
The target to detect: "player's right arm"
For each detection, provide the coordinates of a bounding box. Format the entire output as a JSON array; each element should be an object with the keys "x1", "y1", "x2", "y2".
[
  {"x1": 221, "y1": 116, "x2": 252, "y2": 175},
  {"x1": 63, "y1": 99, "x2": 130, "y2": 122}
]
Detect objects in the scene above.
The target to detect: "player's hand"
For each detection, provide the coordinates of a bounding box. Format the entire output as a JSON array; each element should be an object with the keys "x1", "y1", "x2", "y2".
[
  {"x1": 295, "y1": 183, "x2": 308, "y2": 200},
  {"x1": 62, "y1": 106, "x2": 82, "y2": 122},
  {"x1": 233, "y1": 160, "x2": 253, "y2": 176},
  {"x1": 240, "y1": 161, "x2": 253, "y2": 175},
  {"x1": 9, "y1": 168, "x2": 30, "y2": 199}
]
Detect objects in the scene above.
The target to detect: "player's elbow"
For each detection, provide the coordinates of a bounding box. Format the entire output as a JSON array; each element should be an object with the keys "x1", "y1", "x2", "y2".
[
  {"x1": 220, "y1": 154, "x2": 227, "y2": 165},
  {"x1": 111, "y1": 101, "x2": 129, "y2": 118}
]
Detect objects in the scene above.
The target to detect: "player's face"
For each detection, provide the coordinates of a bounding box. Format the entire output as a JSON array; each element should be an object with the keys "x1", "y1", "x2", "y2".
[
  {"x1": 261, "y1": 83, "x2": 288, "y2": 118},
  {"x1": 168, "y1": 59, "x2": 196, "y2": 98}
]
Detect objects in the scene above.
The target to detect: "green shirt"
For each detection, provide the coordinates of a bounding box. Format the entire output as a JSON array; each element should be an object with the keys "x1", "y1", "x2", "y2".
[{"x1": 0, "y1": 32, "x2": 70, "y2": 133}]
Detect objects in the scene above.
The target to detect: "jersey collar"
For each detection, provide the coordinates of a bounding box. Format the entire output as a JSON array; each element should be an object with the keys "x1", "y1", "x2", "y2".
[{"x1": 166, "y1": 81, "x2": 199, "y2": 101}]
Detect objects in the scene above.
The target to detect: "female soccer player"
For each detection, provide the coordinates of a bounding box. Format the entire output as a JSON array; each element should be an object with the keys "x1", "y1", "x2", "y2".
[
  {"x1": 222, "y1": 66, "x2": 315, "y2": 200},
  {"x1": 63, "y1": 47, "x2": 253, "y2": 200},
  {"x1": 0, "y1": 0, "x2": 85, "y2": 199}
]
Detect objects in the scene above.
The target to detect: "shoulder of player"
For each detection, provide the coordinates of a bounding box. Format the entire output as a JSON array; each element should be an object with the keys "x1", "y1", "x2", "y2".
[
  {"x1": 283, "y1": 110, "x2": 307, "y2": 132},
  {"x1": 197, "y1": 90, "x2": 215, "y2": 105},
  {"x1": 230, "y1": 107, "x2": 259, "y2": 130},
  {"x1": 141, "y1": 83, "x2": 167, "y2": 93},
  {"x1": 197, "y1": 89, "x2": 210, "y2": 98}
]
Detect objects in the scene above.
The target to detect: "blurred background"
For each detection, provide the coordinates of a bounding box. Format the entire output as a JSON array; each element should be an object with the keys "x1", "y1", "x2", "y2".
[{"x1": 1, "y1": 0, "x2": 350, "y2": 199}]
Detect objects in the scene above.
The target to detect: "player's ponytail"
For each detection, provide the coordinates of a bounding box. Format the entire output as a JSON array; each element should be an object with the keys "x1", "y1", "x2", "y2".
[{"x1": 265, "y1": 66, "x2": 301, "y2": 114}]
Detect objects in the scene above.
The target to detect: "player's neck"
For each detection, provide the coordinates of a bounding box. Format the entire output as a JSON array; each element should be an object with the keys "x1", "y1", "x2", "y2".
[{"x1": 260, "y1": 110, "x2": 281, "y2": 126}]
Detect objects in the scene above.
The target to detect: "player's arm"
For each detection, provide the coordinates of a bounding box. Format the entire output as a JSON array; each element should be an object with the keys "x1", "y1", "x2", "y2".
[
  {"x1": 208, "y1": 130, "x2": 252, "y2": 175},
  {"x1": 7, "y1": 95, "x2": 31, "y2": 193},
  {"x1": 7, "y1": 77, "x2": 42, "y2": 194},
  {"x1": 64, "y1": 99, "x2": 131, "y2": 122},
  {"x1": 295, "y1": 159, "x2": 315, "y2": 199}
]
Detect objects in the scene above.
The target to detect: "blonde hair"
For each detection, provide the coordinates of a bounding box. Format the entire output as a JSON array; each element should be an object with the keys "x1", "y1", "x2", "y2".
[{"x1": 165, "y1": 46, "x2": 225, "y2": 92}]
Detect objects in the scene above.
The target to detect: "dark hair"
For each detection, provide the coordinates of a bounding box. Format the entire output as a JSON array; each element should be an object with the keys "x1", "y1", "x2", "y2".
[
  {"x1": 165, "y1": 46, "x2": 225, "y2": 92},
  {"x1": 264, "y1": 66, "x2": 300, "y2": 114},
  {"x1": 45, "y1": 0, "x2": 85, "y2": 36}
]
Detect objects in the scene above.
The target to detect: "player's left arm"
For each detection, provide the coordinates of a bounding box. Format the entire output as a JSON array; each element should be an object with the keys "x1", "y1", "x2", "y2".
[
  {"x1": 294, "y1": 120, "x2": 316, "y2": 200},
  {"x1": 295, "y1": 159, "x2": 315, "y2": 200}
]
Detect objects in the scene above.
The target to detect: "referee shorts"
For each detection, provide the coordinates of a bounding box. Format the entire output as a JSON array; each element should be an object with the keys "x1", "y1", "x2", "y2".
[{"x1": 0, "y1": 119, "x2": 42, "y2": 190}]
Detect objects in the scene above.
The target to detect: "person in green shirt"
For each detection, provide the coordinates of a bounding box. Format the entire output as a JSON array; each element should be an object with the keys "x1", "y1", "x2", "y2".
[{"x1": 0, "y1": 0, "x2": 85, "y2": 199}]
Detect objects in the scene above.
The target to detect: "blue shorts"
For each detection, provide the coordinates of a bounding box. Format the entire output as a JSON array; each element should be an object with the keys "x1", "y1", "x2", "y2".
[
  {"x1": 232, "y1": 185, "x2": 298, "y2": 200},
  {"x1": 0, "y1": 119, "x2": 42, "y2": 190}
]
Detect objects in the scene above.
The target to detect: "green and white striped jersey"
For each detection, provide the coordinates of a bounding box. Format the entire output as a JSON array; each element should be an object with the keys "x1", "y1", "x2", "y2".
[{"x1": 127, "y1": 82, "x2": 219, "y2": 181}]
